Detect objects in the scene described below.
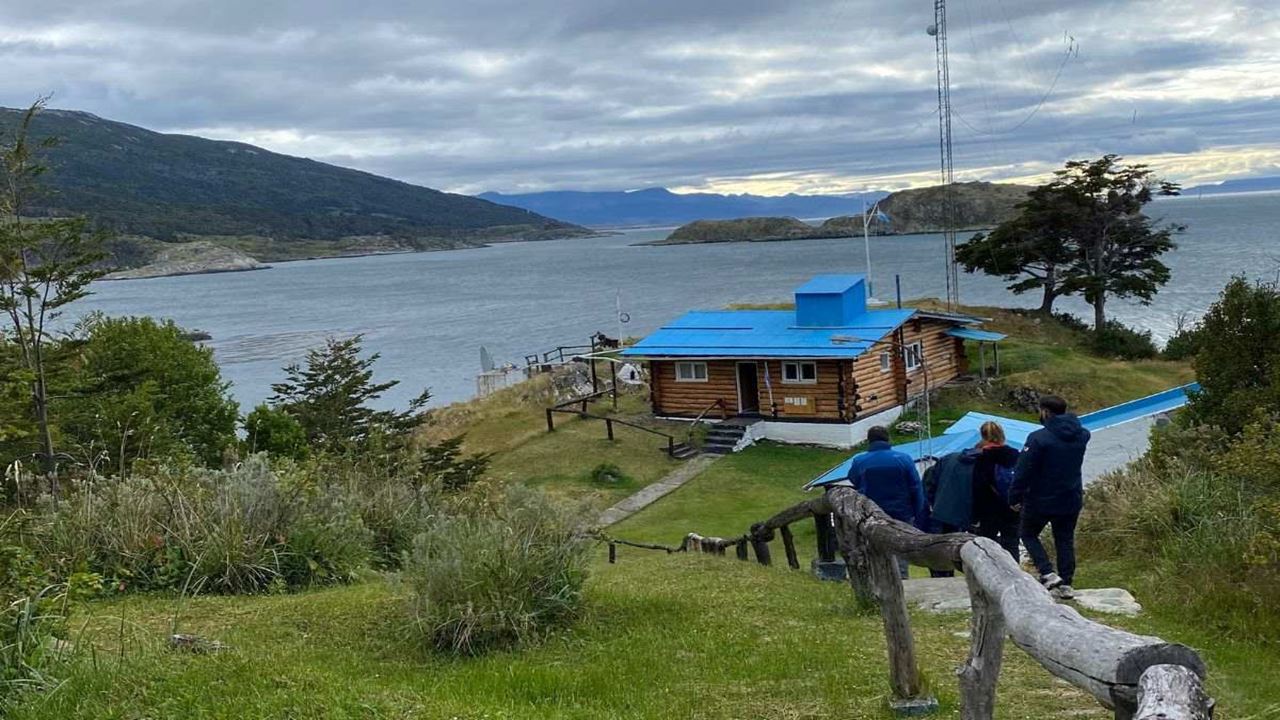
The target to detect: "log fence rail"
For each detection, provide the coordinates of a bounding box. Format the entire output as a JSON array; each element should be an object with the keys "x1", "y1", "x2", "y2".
[{"x1": 597, "y1": 486, "x2": 1212, "y2": 720}]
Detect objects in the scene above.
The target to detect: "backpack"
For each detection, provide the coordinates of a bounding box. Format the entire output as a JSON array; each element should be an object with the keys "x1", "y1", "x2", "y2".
[{"x1": 993, "y1": 463, "x2": 1016, "y2": 504}]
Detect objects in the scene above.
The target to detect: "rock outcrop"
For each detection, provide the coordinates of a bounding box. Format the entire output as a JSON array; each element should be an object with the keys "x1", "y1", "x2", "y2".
[{"x1": 102, "y1": 241, "x2": 267, "y2": 280}]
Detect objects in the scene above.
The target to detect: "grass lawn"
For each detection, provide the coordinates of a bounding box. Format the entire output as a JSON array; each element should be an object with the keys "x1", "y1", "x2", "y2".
[
  {"x1": 418, "y1": 375, "x2": 688, "y2": 508},
  {"x1": 18, "y1": 443, "x2": 1277, "y2": 719}
]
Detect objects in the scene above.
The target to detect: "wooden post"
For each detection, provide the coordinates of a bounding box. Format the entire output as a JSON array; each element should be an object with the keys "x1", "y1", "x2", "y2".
[
  {"x1": 546, "y1": 408, "x2": 555, "y2": 432},
  {"x1": 979, "y1": 342, "x2": 987, "y2": 380},
  {"x1": 867, "y1": 545, "x2": 928, "y2": 706},
  {"x1": 751, "y1": 538, "x2": 772, "y2": 566},
  {"x1": 735, "y1": 540, "x2": 749, "y2": 561},
  {"x1": 780, "y1": 525, "x2": 800, "y2": 570},
  {"x1": 606, "y1": 418, "x2": 614, "y2": 441},
  {"x1": 958, "y1": 571, "x2": 1006, "y2": 720},
  {"x1": 610, "y1": 360, "x2": 618, "y2": 409},
  {"x1": 1134, "y1": 665, "x2": 1211, "y2": 720},
  {"x1": 608, "y1": 542, "x2": 617, "y2": 564},
  {"x1": 833, "y1": 513, "x2": 876, "y2": 609}
]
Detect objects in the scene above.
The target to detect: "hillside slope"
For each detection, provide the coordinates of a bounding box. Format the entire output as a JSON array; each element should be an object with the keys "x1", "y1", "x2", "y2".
[{"x1": 2, "y1": 107, "x2": 585, "y2": 250}]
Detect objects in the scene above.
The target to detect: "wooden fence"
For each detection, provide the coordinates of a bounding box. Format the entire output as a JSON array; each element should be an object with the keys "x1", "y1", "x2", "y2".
[{"x1": 603, "y1": 486, "x2": 1212, "y2": 720}]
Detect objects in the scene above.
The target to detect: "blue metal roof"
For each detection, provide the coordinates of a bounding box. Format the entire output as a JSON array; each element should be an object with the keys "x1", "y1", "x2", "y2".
[
  {"x1": 946, "y1": 327, "x2": 1007, "y2": 342},
  {"x1": 806, "y1": 382, "x2": 1199, "y2": 488},
  {"x1": 794, "y1": 274, "x2": 866, "y2": 294},
  {"x1": 620, "y1": 308, "x2": 916, "y2": 359}
]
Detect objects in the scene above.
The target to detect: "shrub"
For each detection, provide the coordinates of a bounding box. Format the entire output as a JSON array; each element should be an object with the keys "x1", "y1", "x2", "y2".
[
  {"x1": 1051, "y1": 311, "x2": 1090, "y2": 334},
  {"x1": 1161, "y1": 315, "x2": 1204, "y2": 360},
  {"x1": 404, "y1": 487, "x2": 589, "y2": 655},
  {"x1": 244, "y1": 405, "x2": 309, "y2": 461},
  {"x1": 1089, "y1": 320, "x2": 1157, "y2": 359},
  {"x1": 1186, "y1": 277, "x2": 1280, "y2": 434},
  {"x1": 31, "y1": 456, "x2": 371, "y2": 594},
  {"x1": 588, "y1": 462, "x2": 629, "y2": 486}
]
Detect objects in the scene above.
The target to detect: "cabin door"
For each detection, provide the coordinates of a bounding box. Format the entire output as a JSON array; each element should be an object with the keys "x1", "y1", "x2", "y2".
[{"x1": 736, "y1": 362, "x2": 760, "y2": 415}]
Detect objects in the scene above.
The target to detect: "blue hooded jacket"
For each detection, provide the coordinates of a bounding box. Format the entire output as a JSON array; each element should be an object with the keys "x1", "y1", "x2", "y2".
[
  {"x1": 845, "y1": 440, "x2": 926, "y2": 526},
  {"x1": 1009, "y1": 413, "x2": 1091, "y2": 515}
]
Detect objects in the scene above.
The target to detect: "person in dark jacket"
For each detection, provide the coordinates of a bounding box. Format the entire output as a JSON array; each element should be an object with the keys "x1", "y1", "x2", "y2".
[
  {"x1": 922, "y1": 448, "x2": 979, "y2": 577},
  {"x1": 1009, "y1": 395, "x2": 1091, "y2": 599},
  {"x1": 845, "y1": 425, "x2": 925, "y2": 578},
  {"x1": 970, "y1": 421, "x2": 1021, "y2": 560}
]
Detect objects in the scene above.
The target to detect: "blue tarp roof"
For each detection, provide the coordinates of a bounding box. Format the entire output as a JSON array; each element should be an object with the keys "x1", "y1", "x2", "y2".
[
  {"x1": 946, "y1": 327, "x2": 1008, "y2": 342},
  {"x1": 806, "y1": 383, "x2": 1200, "y2": 488},
  {"x1": 620, "y1": 308, "x2": 916, "y2": 359}
]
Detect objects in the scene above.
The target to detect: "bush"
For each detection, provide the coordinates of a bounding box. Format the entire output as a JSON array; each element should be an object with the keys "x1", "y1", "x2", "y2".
[
  {"x1": 1089, "y1": 320, "x2": 1157, "y2": 359},
  {"x1": 244, "y1": 405, "x2": 309, "y2": 461},
  {"x1": 404, "y1": 487, "x2": 588, "y2": 655},
  {"x1": 1161, "y1": 320, "x2": 1203, "y2": 361},
  {"x1": 1185, "y1": 277, "x2": 1280, "y2": 434},
  {"x1": 588, "y1": 462, "x2": 629, "y2": 486},
  {"x1": 31, "y1": 456, "x2": 371, "y2": 594},
  {"x1": 1051, "y1": 311, "x2": 1091, "y2": 334}
]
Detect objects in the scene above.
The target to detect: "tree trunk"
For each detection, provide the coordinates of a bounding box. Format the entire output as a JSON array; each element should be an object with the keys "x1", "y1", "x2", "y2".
[
  {"x1": 1093, "y1": 295, "x2": 1107, "y2": 334},
  {"x1": 33, "y1": 373, "x2": 59, "y2": 500},
  {"x1": 1038, "y1": 267, "x2": 1058, "y2": 314}
]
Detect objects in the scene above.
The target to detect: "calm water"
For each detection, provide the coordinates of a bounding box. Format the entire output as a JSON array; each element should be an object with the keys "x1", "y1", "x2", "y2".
[{"x1": 77, "y1": 192, "x2": 1280, "y2": 410}]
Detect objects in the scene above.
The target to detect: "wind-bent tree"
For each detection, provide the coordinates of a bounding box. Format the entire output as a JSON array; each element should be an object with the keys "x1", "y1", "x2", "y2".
[
  {"x1": 956, "y1": 155, "x2": 1180, "y2": 330},
  {"x1": 0, "y1": 98, "x2": 105, "y2": 487},
  {"x1": 1053, "y1": 155, "x2": 1181, "y2": 332},
  {"x1": 956, "y1": 183, "x2": 1079, "y2": 314}
]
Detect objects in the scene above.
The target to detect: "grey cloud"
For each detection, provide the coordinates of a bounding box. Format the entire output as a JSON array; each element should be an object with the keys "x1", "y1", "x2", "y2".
[{"x1": 0, "y1": 0, "x2": 1276, "y2": 193}]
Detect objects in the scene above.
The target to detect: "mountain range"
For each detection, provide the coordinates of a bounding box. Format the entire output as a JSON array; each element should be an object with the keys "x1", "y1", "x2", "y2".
[
  {"x1": 1183, "y1": 176, "x2": 1280, "y2": 196},
  {"x1": 1, "y1": 106, "x2": 587, "y2": 270},
  {"x1": 478, "y1": 187, "x2": 888, "y2": 227}
]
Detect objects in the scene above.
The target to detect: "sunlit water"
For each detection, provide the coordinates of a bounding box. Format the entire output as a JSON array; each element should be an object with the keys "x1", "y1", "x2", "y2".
[{"x1": 75, "y1": 192, "x2": 1280, "y2": 410}]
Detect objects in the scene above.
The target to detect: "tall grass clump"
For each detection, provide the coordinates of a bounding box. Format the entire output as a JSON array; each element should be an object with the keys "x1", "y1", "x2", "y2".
[
  {"x1": 0, "y1": 513, "x2": 67, "y2": 708},
  {"x1": 31, "y1": 455, "x2": 372, "y2": 594},
  {"x1": 404, "y1": 487, "x2": 589, "y2": 655}
]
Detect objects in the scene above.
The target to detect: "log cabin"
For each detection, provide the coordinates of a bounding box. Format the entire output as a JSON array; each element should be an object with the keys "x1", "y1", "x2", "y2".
[{"x1": 620, "y1": 275, "x2": 1005, "y2": 447}]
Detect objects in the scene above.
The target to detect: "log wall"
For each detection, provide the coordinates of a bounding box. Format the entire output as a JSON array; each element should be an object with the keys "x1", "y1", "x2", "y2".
[{"x1": 649, "y1": 318, "x2": 970, "y2": 421}]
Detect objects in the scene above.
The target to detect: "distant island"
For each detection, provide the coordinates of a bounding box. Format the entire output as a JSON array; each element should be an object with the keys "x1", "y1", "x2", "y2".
[
  {"x1": 2, "y1": 107, "x2": 592, "y2": 280},
  {"x1": 648, "y1": 182, "x2": 1032, "y2": 245}
]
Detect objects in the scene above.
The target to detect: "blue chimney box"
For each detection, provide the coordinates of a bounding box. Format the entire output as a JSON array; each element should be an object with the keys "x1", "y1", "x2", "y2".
[{"x1": 794, "y1": 275, "x2": 867, "y2": 327}]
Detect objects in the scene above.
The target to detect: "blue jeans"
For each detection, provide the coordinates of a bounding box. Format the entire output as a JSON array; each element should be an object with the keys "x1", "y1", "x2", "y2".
[{"x1": 1019, "y1": 508, "x2": 1079, "y2": 585}]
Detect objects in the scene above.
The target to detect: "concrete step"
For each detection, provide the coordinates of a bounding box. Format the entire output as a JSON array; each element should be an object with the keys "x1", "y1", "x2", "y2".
[{"x1": 669, "y1": 443, "x2": 700, "y2": 460}]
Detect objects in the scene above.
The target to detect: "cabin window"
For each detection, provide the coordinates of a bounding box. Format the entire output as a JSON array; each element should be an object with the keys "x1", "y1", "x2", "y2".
[
  {"x1": 675, "y1": 361, "x2": 708, "y2": 382},
  {"x1": 782, "y1": 361, "x2": 817, "y2": 384},
  {"x1": 903, "y1": 341, "x2": 924, "y2": 373},
  {"x1": 879, "y1": 351, "x2": 892, "y2": 373}
]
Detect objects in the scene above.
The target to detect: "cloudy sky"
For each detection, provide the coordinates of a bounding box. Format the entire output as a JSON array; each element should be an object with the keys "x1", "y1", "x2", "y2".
[{"x1": 1, "y1": 0, "x2": 1278, "y2": 195}]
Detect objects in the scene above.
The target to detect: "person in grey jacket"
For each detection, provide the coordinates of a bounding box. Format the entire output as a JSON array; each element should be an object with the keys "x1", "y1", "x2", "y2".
[{"x1": 1009, "y1": 395, "x2": 1091, "y2": 599}]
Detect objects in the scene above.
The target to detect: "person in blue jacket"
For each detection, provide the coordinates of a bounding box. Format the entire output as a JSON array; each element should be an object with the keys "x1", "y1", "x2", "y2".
[
  {"x1": 1009, "y1": 395, "x2": 1091, "y2": 600},
  {"x1": 845, "y1": 425, "x2": 925, "y2": 578}
]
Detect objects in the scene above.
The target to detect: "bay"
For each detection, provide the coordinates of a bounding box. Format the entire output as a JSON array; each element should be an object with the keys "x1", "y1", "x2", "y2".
[{"x1": 75, "y1": 192, "x2": 1280, "y2": 411}]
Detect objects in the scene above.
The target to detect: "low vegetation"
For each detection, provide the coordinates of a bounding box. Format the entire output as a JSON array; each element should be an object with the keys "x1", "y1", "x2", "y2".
[{"x1": 1080, "y1": 277, "x2": 1280, "y2": 642}]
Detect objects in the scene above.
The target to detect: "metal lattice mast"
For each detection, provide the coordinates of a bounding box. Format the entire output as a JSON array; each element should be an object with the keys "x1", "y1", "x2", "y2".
[{"x1": 932, "y1": 0, "x2": 960, "y2": 309}]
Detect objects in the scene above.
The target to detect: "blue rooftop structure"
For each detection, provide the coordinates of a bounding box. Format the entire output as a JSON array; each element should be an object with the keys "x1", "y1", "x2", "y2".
[{"x1": 622, "y1": 274, "x2": 919, "y2": 360}]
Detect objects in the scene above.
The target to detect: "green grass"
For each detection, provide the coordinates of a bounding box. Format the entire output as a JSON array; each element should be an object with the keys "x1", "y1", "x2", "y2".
[
  {"x1": 420, "y1": 377, "x2": 686, "y2": 507},
  {"x1": 9, "y1": 443, "x2": 1279, "y2": 718}
]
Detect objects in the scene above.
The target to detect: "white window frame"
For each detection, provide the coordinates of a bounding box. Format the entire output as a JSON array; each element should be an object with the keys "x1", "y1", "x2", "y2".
[
  {"x1": 903, "y1": 341, "x2": 924, "y2": 373},
  {"x1": 781, "y1": 360, "x2": 818, "y2": 385},
  {"x1": 674, "y1": 361, "x2": 708, "y2": 383},
  {"x1": 879, "y1": 351, "x2": 892, "y2": 373}
]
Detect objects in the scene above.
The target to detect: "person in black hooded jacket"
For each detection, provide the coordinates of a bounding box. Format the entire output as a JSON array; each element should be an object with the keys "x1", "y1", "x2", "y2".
[
  {"x1": 1009, "y1": 395, "x2": 1091, "y2": 599},
  {"x1": 971, "y1": 421, "x2": 1021, "y2": 560}
]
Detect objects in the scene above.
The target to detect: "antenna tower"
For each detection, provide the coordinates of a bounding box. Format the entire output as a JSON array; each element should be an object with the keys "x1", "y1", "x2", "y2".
[{"x1": 931, "y1": 0, "x2": 960, "y2": 309}]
